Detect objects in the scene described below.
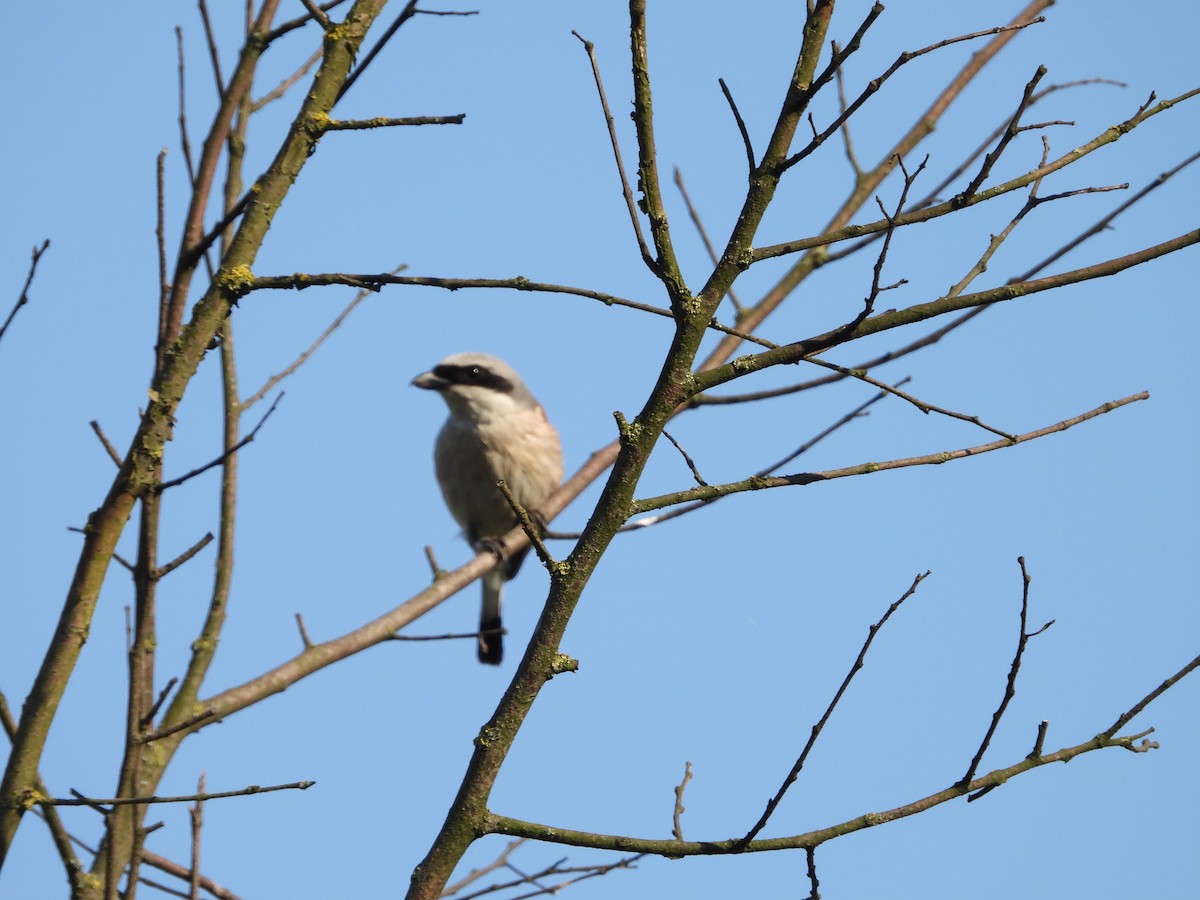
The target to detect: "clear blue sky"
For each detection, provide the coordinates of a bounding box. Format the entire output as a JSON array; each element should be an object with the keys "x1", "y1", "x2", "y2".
[{"x1": 2, "y1": 1, "x2": 1197, "y2": 897}]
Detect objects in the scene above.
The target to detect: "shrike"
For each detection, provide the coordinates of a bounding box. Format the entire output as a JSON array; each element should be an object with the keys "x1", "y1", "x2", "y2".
[{"x1": 412, "y1": 352, "x2": 563, "y2": 664}]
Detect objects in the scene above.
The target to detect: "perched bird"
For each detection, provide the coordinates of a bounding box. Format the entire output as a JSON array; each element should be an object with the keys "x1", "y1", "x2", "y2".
[{"x1": 412, "y1": 352, "x2": 563, "y2": 664}]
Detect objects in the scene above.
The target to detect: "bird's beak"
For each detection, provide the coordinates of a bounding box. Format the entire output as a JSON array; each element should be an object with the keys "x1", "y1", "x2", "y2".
[{"x1": 411, "y1": 371, "x2": 445, "y2": 391}]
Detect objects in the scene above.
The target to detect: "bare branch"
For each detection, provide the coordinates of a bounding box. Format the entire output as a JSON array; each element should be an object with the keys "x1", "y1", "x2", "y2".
[
  {"x1": 633, "y1": 392, "x2": 1149, "y2": 515},
  {"x1": 673, "y1": 167, "x2": 744, "y2": 314},
  {"x1": 719, "y1": 77, "x2": 756, "y2": 171},
  {"x1": 188, "y1": 772, "x2": 204, "y2": 900},
  {"x1": 249, "y1": 271, "x2": 778, "y2": 347},
  {"x1": 571, "y1": 30, "x2": 656, "y2": 271},
  {"x1": 42, "y1": 781, "x2": 314, "y2": 808},
  {"x1": 740, "y1": 572, "x2": 930, "y2": 844},
  {"x1": 324, "y1": 114, "x2": 466, "y2": 130},
  {"x1": 661, "y1": 430, "x2": 707, "y2": 486},
  {"x1": 756, "y1": 88, "x2": 1200, "y2": 263},
  {"x1": 155, "y1": 393, "x2": 284, "y2": 492},
  {"x1": 962, "y1": 557, "x2": 1054, "y2": 792},
  {"x1": 197, "y1": 0, "x2": 226, "y2": 96},
  {"x1": 0, "y1": 239, "x2": 50, "y2": 346},
  {"x1": 802, "y1": 357, "x2": 1016, "y2": 441},
  {"x1": 90, "y1": 420, "x2": 124, "y2": 467},
  {"x1": 243, "y1": 267, "x2": 403, "y2": 409},
  {"x1": 298, "y1": 0, "x2": 332, "y2": 31},
  {"x1": 672, "y1": 762, "x2": 693, "y2": 842},
  {"x1": 1103, "y1": 651, "x2": 1200, "y2": 740},
  {"x1": 781, "y1": 16, "x2": 1048, "y2": 172},
  {"x1": 155, "y1": 532, "x2": 215, "y2": 579},
  {"x1": 253, "y1": 47, "x2": 323, "y2": 110}
]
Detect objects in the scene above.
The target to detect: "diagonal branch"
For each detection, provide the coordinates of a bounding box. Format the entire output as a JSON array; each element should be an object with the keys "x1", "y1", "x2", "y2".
[
  {"x1": 739, "y1": 571, "x2": 930, "y2": 845},
  {"x1": 0, "y1": 239, "x2": 51, "y2": 346}
]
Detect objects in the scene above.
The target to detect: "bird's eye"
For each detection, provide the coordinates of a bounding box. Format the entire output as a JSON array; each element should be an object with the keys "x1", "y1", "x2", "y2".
[{"x1": 467, "y1": 366, "x2": 481, "y2": 380}]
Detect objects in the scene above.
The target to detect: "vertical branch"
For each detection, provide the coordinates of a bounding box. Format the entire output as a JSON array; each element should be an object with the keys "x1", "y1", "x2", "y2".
[
  {"x1": 627, "y1": 0, "x2": 686, "y2": 301},
  {"x1": 960, "y1": 557, "x2": 1054, "y2": 790},
  {"x1": 189, "y1": 772, "x2": 205, "y2": 900}
]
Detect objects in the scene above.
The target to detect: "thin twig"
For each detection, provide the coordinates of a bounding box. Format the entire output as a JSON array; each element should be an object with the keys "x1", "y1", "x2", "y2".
[
  {"x1": 298, "y1": 0, "x2": 332, "y2": 30},
  {"x1": 324, "y1": 114, "x2": 465, "y2": 130},
  {"x1": 633, "y1": 393, "x2": 1149, "y2": 515},
  {"x1": 740, "y1": 571, "x2": 930, "y2": 845},
  {"x1": 243, "y1": 267, "x2": 403, "y2": 409},
  {"x1": 90, "y1": 420, "x2": 124, "y2": 467},
  {"x1": 295, "y1": 613, "x2": 314, "y2": 649},
  {"x1": 188, "y1": 772, "x2": 205, "y2": 900},
  {"x1": 155, "y1": 532, "x2": 215, "y2": 579},
  {"x1": 249, "y1": 271, "x2": 777, "y2": 347},
  {"x1": 253, "y1": 47, "x2": 323, "y2": 110},
  {"x1": 781, "y1": 17, "x2": 1047, "y2": 172},
  {"x1": 140, "y1": 678, "x2": 179, "y2": 729},
  {"x1": 496, "y1": 481, "x2": 556, "y2": 570},
  {"x1": 338, "y1": 1, "x2": 424, "y2": 101},
  {"x1": 197, "y1": 0, "x2": 226, "y2": 96},
  {"x1": 1029, "y1": 720, "x2": 1049, "y2": 759},
  {"x1": 441, "y1": 839, "x2": 527, "y2": 897},
  {"x1": 43, "y1": 781, "x2": 315, "y2": 808},
  {"x1": 961, "y1": 67, "x2": 1047, "y2": 198},
  {"x1": 962, "y1": 557, "x2": 1054, "y2": 792},
  {"x1": 1103, "y1": 650, "x2": 1200, "y2": 740},
  {"x1": 672, "y1": 761, "x2": 693, "y2": 841},
  {"x1": 156, "y1": 149, "x2": 169, "y2": 343},
  {"x1": 0, "y1": 239, "x2": 50, "y2": 345},
  {"x1": 552, "y1": 379, "x2": 903, "y2": 539},
  {"x1": 572, "y1": 30, "x2": 656, "y2": 270},
  {"x1": 719, "y1": 77, "x2": 756, "y2": 172},
  {"x1": 803, "y1": 356, "x2": 1016, "y2": 440},
  {"x1": 673, "y1": 167, "x2": 744, "y2": 314},
  {"x1": 662, "y1": 430, "x2": 707, "y2": 486},
  {"x1": 156, "y1": 393, "x2": 283, "y2": 492},
  {"x1": 805, "y1": 846, "x2": 821, "y2": 900}
]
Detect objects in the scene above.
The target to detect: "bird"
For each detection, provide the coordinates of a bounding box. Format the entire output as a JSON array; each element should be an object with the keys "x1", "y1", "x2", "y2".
[{"x1": 412, "y1": 352, "x2": 563, "y2": 665}]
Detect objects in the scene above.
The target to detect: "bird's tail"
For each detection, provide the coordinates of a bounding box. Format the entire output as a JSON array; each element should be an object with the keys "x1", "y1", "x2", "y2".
[{"x1": 478, "y1": 570, "x2": 505, "y2": 665}]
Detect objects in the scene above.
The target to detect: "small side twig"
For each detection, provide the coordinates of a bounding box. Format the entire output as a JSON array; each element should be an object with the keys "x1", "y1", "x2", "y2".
[
  {"x1": 188, "y1": 772, "x2": 205, "y2": 900},
  {"x1": 155, "y1": 532, "x2": 215, "y2": 579},
  {"x1": 496, "y1": 480, "x2": 556, "y2": 569},
  {"x1": 323, "y1": 114, "x2": 466, "y2": 130},
  {"x1": 672, "y1": 761, "x2": 693, "y2": 841},
  {"x1": 295, "y1": 613, "x2": 314, "y2": 649},
  {"x1": 298, "y1": 0, "x2": 332, "y2": 30},
  {"x1": 1028, "y1": 719, "x2": 1049, "y2": 759},
  {"x1": 673, "y1": 167, "x2": 744, "y2": 314},
  {"x1": 140, "y1": 677, "x2": 179, "y2": 729},
  {"x1": 805, "y1": 846, "x2": 821, "y2": 900},
  {"x1": 90, "y1": 420, "x2": 123, "y2": 467},
  {"x1": 662, "y1": 430, "x2": 707, "y2": 486},
  {"x1": 423, "y1": 545, "x2": 446, "y2": 581},
  {"x1": 718, "y1": 77, "x2": 756, "y2": 172},
  {"x1": 440, "y1": 838, "x2": 527, "y2": 897},
  {"x1": 156, "y1": 392, "x2": 283, "y2": 491}
]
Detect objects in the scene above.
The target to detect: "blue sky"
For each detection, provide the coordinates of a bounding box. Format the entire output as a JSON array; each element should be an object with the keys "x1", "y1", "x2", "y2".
[{"x1": 2, "y1": 1, "x2": 1197, "y2": 897}]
